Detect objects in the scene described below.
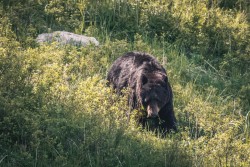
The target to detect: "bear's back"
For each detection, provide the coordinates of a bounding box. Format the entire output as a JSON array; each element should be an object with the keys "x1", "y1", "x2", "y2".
[
  {"x1": 107, "y1": 52, "x2": 165, "y2": 89},
  {"x1": 118, "y1": 52, "x2": 155, "y2": 67}
]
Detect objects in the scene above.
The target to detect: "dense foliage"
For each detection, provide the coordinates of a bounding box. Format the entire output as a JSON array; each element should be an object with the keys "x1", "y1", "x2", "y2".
[{"x1": 0, "y1": 0, "x2": 249, "y2": 166}]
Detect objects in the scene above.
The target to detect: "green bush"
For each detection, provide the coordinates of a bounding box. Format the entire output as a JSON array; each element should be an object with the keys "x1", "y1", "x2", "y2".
[
  {"x1": 2, "y1": 0, "x2": 249, "y2": 72},
  {"x1": 0, "y1": 42, "x2": 192, "y2": 166},
  {"x1": 0, "y1": 1, "x2": 249, "y2": 166}
]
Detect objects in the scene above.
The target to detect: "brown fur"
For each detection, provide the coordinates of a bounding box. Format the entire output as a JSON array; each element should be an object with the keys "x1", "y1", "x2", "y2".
[{"x1": 107, "y1": 52, "x2": 177, "y2": 133}]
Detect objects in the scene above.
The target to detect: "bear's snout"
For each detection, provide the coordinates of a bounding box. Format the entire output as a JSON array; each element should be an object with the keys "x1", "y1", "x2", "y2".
[{"x1": 147, "y1": 103, "x2": 160, "y2": 118}]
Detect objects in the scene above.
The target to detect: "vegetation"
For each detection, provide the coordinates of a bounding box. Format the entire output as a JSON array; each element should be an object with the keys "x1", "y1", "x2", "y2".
[{"x1": 0, "y1": 0, "x2": 249, "y2": 166}]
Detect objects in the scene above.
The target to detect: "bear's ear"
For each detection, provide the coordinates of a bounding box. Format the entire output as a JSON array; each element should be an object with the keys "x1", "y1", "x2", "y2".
[
  {"x1": 164, "y1": 76, "x2": 168, "y2": 83},
  {"x1": 142, "y1": 75, "x2": 148, "y2": 85}
]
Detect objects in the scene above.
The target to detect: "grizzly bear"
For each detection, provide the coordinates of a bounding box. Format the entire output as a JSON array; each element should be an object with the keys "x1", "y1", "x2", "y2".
[{"x1": 107, "y1": 52, "x2": 177, "y2": 134}]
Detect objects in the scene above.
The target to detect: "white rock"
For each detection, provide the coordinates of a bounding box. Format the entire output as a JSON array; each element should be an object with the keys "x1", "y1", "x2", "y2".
[{"x1": 36, "y1": 31, "x2": 99, "y2": 46}]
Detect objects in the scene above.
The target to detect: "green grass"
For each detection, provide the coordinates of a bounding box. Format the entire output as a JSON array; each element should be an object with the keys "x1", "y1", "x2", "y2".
[
  {"x1": 0, "y1": 1, "x2": 249, "y2": 166},
  {"x1": 0, "y1": 38, "x2": 249, "y2": 166}
]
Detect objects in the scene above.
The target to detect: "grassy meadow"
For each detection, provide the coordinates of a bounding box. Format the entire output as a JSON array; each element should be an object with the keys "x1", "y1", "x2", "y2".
[{"x1": 0, "y1": 0, "x2": 249, "y2": 166}]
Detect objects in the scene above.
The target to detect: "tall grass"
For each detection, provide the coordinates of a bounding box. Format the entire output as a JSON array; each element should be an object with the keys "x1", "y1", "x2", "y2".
[
  {"x1": 0, "y1": 1, "x2": 249, "y2": 166},
  {"x1": 1, "y1": 35, "x2": 249, "y2": 166}
]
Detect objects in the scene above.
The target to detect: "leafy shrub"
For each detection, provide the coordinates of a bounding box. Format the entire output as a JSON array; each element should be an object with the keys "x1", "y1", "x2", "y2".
[
  {"x1": 0, "y1": 1, "x2": 249, "y2": 166},
  {"x1": 0, "y1": 41, "x2": 192, "y2": 166}
]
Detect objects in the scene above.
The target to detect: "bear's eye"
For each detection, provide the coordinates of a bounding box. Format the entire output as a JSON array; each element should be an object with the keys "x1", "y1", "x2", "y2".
[
  {"x1": 143, "y1": 97, "x2": 148, "y2": 104},
  {"x1": 142, "y1": 75, "x2": 148, "y2": 85}
]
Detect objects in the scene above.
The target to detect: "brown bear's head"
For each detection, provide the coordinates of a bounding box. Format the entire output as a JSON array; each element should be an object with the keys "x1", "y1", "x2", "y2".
[{"x1": 137, "y1": 72, "x2": 171, "y2": 118}]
